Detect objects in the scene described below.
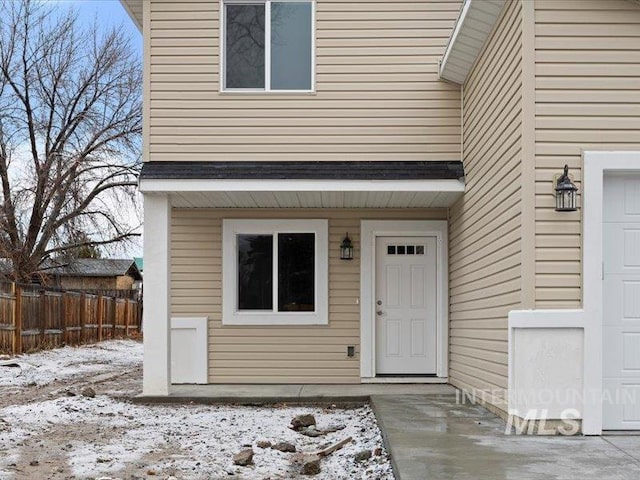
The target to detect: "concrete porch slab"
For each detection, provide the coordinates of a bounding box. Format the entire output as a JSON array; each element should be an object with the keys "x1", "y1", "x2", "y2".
[{"x1": 134, "y1": 383, "x2": 456, "y2": 405}]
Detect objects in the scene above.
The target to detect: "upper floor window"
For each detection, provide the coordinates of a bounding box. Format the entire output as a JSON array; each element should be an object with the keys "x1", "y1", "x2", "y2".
[{"x1": 222, "y1": 1, "x2": 314, "y2": 92}]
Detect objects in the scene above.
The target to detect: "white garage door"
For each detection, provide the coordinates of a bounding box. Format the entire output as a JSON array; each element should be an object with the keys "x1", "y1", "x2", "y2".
[{"x1": 603, "y1": 174, "x2": 640, "y2": 430}]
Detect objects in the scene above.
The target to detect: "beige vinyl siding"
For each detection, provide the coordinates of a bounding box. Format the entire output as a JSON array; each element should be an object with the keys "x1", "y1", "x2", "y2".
[
  {"x1": 148, "y1": 0, "x2": 462, "y2": 162},
  {"x1": 448, "y1": 0, "x2": 523, "y2": 410},
  {"x1": 534, "y1": 0, "x2": 640, "y2": 308},
  {"x1": 171, "y1": 208, "x2": 447, "y2": 383}
]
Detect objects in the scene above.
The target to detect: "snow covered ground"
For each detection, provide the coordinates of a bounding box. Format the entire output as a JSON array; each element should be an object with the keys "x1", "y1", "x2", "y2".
[
  {"x1": 0, "y1": 340, "x2": 143, "y2": 389},
  {"x1": 0, "y1": 340, "x2": 394, "y2": 480}
]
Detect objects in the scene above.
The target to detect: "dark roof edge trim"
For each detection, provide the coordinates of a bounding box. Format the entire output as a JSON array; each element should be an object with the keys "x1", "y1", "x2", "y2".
[{"x1": 139, "y1": 161, "x2": 465, "y2": 181}]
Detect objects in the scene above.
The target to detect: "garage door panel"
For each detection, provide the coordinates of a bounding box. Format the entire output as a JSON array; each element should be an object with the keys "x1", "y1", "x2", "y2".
[
  {"x1": 603, "y1": 326, "x2": 640, "y2": 378},
  {"x1": 603, "y1": 379, "x2": 640, "y2": 429},
  {"x1": 603, "y1": 277, "x2": 640, "y2": 324},
  {"x1": 603, "y1": 224, "x2": 640, "y2": 274},
  {"x1": 604, "y1": 174, "x2": 640, "y2": 222}
]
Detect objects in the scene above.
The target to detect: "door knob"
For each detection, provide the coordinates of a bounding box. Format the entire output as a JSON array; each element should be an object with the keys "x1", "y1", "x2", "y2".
[{"x1": 377, "y1": 310, "x2": 384, "y2": 316}]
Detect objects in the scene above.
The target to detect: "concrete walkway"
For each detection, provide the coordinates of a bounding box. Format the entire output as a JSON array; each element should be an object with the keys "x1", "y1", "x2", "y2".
[
  {"x1": 372, "y1": 394, "x2": 640, "y2": 480},
  {"x1": 138, "y1": 385, "x2": 640, "y2": 479}
]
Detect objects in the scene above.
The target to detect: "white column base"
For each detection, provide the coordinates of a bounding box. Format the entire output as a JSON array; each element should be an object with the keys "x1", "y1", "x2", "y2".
[{"x1": 508, "y1": 310, "x2": 584, "y2": 424}]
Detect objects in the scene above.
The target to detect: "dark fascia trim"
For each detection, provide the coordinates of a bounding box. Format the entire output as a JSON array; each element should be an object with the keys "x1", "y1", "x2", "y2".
[{"x1": 139, "y1": 161, "x2": 465, "y2": 181}]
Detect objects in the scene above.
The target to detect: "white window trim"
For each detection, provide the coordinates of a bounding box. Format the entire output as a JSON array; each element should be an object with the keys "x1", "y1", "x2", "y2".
[
  {"x1": 222, "y1": 219, "x2": 328, "y2": 325},
  {"x1": 219, "y1": 0, "x2": 316, "y2": 94}
]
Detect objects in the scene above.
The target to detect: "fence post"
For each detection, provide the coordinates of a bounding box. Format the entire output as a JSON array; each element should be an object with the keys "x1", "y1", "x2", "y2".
[
  {"x1": 61, "y1": 292, "x2": 67, "y2": 345},
  {"x1": 79, "y1": 292, "x2": 86, "y2": 344},
  {"x1": 111, "y1": 297, "x2": 117, "y2": 338},
  {"x1": 123, "y1": 299, "x2": 130, "y2": 338},
  {"x1": 97, "y1": 295, "x2": 103, "y2": 342},
  {"x1": 12, "y1": 283, "x2": 22, "y2": 355},
  {"x1": 39, "y1": 290, "x2": 46, "y2": 348}
]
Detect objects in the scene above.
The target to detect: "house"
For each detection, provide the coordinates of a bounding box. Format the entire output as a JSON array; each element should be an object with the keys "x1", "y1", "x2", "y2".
[
  {"x1": 42, "y1": 259, "x2": 143, "y2": 292},
  {"x1": 123, "y1": 0, "x2": 640, "y2": 435}
]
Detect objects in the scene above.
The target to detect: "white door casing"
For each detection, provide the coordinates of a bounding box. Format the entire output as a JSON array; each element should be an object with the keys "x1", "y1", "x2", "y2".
[
  {"x1": 375, "y1": 237, "x2": 437, "y2": 375},
  {"x1": 602, "y1": 174, "x2": 640, "y2": 429},
  {"x1": 360, "y1": 220, "x2": 448, "y2": 380},
  {"x1": 583, "y1": 150, "x2": 640, "y2": 434}
]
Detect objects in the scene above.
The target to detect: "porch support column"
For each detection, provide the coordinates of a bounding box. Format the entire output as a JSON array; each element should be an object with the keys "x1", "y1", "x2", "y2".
[{"x1": 142, "y1": 193, "x2": 171, "y2": 396}]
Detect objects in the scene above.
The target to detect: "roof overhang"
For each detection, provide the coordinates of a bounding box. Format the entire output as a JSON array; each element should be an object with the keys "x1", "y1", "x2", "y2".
[
  {"x1": 120, "y1": 0, "x2": 143, "y2": 32},
  {"x1": 439, "y1": 0, "x2": 506, "y2": 85},
  {"x1": 139, "y1": 161, "x2": 465, "y2": 209}
]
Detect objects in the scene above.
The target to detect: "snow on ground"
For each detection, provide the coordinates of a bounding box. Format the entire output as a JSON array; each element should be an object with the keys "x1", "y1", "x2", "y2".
[
  {"x1": 0, "y1": 341, "x2": 395, "y2": 480},
  {"x1": 0, "y1": 340, "x2": 143, "y2": 388}
]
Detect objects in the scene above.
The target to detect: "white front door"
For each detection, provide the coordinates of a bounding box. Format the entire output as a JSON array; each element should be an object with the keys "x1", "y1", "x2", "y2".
[
  {"x1": 603, "y1": 174, "x2": 640, "y2": 429},
  {"x1": 375, "y1": 236, "x2": 437, "y2": 375}
]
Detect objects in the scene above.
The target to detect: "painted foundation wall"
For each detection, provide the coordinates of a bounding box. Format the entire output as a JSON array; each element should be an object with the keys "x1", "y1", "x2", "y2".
[
  {"x1": 533, "y1": 0, "x2": 640, "y2": 308},
  {"x1": 448, "y1": 0, "x2": 523, "y2": 412},
  {"x1": 170, "y1": 208, "x2": 446, "y2": 384},
  {"x1": 146, "y1": 0, "x2": 462, "y2": 162}
]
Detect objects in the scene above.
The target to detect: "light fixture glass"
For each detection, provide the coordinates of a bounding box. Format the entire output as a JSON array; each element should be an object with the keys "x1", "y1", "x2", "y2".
[
  {"x1": 340, "y1": 233, "x2": 354, "y2": 260},
  {"x1": 555, "y1": 164, "x2": 578, "y2": 212}
]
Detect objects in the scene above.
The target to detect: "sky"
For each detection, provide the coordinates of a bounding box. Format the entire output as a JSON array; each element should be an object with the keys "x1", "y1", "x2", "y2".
[
  {"x1": 49, "y1": 0, "x2": 142, "y2": 56},
  {"x1": 48, "y1": 0, "x2": 143, "y2": 259}
]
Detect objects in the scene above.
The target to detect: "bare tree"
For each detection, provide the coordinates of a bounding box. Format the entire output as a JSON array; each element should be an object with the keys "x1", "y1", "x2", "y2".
[{"x1": 0, "y1": 1, "x2": 141, "y2": 282}]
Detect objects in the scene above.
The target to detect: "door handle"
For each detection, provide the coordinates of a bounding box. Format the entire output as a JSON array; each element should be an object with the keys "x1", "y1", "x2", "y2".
[{"x1": 377, "y1": 310, "x2": 384, "y2": 316}]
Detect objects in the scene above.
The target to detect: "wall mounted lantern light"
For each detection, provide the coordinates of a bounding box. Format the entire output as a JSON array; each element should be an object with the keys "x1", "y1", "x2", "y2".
[
  {"x1": 340, "y1": 233, "x2": 354, "y2": 260},
  {"x1": 554, "y1": 164, "x2": 578, "y2": 212}
]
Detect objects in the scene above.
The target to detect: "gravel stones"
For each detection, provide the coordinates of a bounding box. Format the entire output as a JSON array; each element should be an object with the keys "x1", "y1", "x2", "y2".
[{"x1": 233, "y1": 448, "x2": 254, "y2": 466}]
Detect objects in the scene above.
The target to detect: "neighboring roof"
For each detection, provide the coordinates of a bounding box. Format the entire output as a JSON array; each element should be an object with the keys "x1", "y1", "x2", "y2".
[
  {"x1": 120, "y1": 0, "x2": 142, "y2": 32},
  {"x1": 134, "y1": 257, "x2": 143, "y2": 273},
  {"x1": 139, "y1": 161, "x2": 465, "y2": 181},
  {"x1": 42, "y1": 259, "x2": 143, "y2": 281},
  {"x1": 439, "y1": 0, "x2": 506, "y2": 85}
]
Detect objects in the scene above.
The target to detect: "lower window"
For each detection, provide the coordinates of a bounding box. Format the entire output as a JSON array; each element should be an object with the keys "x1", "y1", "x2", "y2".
[{"x1": 223, "y1": 219, "x2": 328, "y2": 325}]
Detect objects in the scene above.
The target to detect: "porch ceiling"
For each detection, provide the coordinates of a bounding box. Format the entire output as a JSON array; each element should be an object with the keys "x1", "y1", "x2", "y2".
[{"x1": 169, "y1": 189, "x2": 463, "y2": 209}]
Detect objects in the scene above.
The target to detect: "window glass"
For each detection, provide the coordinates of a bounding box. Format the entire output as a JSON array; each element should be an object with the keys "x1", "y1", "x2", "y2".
[
  {"x1": 271, "y1": 2, "x2": 312, "y2": 90},
  {"x1": 225, "y1": 4, "x2": 265, "y2": 89},
  {"x1": 238, "y1": 234, "x2": 273, "y2": 310},
  {"x1": 278, "y1": 233, "x2": 315, "y2": 312}
]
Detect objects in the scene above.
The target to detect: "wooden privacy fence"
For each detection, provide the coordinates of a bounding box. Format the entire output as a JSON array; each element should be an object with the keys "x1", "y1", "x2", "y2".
[{"x1": 0, "y1": 282, "x2": 142, "y2": 355}]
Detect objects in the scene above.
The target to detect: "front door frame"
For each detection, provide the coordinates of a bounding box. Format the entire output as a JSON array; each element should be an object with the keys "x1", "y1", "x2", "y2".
[
  {"x1": 583, "y1": 151, "x2": 640, "y2": 434},
  {"x1": 360, "y1": 220, "x2": 448, "y2": 379}
]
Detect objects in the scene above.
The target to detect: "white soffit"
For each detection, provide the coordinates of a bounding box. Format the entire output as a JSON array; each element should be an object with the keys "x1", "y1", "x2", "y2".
[
  {"x1": 439, "y1": 0, "x2": 506, "y2": 85},
  {"x1": 120, "y1": 0, "x2": 143, "y2": 32},
  {"x1": 138, "y1": 179, "x2": 465, "y2": 209},
  {"x1": 169, "y1": 190, "x2": 464, "y2": 209}
]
